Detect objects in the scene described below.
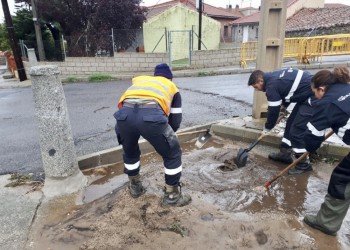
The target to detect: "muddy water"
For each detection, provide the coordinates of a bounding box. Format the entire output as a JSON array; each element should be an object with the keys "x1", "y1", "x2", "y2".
[
  {"x1": 82, "y1": 137, "x2": 350, "y2": 240},
  {"x1": 28, "y1": 136, "x2": 350, "y2": 250}
]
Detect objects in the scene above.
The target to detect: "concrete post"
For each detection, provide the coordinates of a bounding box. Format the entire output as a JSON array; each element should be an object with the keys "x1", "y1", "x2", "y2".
[
  {"x1": 252, "y1": 0, "x2": 288, "y2": 118},
  {"x1": 27, "y1": 48, "x2": 38, "y2": 67},
  {"x1": 30, "y1": 65, "x2": 87, "y2": 198}
]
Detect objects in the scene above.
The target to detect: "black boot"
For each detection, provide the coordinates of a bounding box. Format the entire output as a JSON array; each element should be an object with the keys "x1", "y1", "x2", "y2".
[
  {"x1": 288, "y1": 154, "x2": 313, "y2": 175},
  {"x1": 268, "y1": 147, "x2": 293, "y2": 164},
  {"x1": 162, "y1": 183, "x2": 192, "y2": 207},
  {"x1": 128, "y1": 174, "x2": 145, "y2": 198}
]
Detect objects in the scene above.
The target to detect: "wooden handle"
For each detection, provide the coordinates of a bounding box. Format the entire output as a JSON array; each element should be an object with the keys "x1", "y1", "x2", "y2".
[
  {"x1": 264, "y1": 152, "x2": 308, "y2": 188},
  {"x1": 264, "y1": 130, "x2": 334, "y2": 189}
]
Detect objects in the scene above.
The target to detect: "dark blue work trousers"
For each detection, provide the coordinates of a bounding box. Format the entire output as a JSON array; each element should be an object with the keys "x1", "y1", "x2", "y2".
[
  {"x1": 114, "y1": 104, "x2": 182, "y2": 186},
  {"x1": 281, "y1": 99, "x2": 314, "y2": 154}
]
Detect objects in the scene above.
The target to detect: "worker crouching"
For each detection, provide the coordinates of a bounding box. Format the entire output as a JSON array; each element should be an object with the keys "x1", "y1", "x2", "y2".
[{"x1": 113, "y1": 63, "x2": 191, "y2": 207}]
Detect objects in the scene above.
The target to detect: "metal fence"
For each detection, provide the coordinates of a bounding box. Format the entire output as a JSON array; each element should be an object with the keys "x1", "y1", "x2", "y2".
[
  {"x1": 20, "y1": 39, "x2": 65, "y2": 61},
  {"x1": 240, "y1": 34, "x2": 350, "y2": 68}
]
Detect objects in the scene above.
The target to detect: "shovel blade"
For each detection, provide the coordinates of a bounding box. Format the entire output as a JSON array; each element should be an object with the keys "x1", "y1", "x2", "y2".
[
  {"x1": 234, "y1": 148, "x2": 248, "y2": 168},
  {"x1": 195, "y1": 132, "x2": 212, "y2": 148}
]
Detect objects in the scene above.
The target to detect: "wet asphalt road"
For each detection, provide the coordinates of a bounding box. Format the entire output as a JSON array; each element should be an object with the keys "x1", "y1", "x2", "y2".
[{"x1": 0, "y1": 69, "x2": 320, "y2": 175}]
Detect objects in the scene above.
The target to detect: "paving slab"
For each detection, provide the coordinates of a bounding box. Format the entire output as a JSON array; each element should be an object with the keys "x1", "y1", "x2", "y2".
[{"x1": 0, "y1": 175, "x2": 43, "y2": 250}]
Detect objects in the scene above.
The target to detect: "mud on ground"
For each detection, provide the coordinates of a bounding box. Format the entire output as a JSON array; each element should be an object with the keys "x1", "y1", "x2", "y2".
[{"x1": 27, "y1": 137, "x2": 350, "y2": 250}]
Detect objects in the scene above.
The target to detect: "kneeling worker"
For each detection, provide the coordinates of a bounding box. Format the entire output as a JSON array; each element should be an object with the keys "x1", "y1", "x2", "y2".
[{"x1": 113, "y1": 63, "x2": 191, "y2": 206}]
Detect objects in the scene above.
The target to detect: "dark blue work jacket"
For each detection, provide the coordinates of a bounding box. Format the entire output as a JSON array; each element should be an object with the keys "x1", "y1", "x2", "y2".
[{"x1": 263, "y1": 68, "x2": 313, "y2": 129}]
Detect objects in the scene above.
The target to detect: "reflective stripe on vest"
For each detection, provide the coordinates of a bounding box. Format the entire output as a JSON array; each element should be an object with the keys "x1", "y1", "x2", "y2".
[
  {"x1": 285, "y1": 70, "x2": 303, "y2": 103},
  {"x1": 118, "y1": 76, "x2": 179, "y2": 116}
]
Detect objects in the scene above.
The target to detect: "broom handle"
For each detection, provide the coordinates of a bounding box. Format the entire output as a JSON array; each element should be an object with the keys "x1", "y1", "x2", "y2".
[
  {"x1": 264, "y1": 130, "x2": 334, "y2": 188},
  {"x1": 176, "y1": 129, "x2": 209, "y2": 136}
]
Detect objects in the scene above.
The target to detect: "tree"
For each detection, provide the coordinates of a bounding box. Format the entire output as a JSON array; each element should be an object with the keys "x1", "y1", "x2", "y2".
[
  {"x1": 35, "y1": 0, "x2": 146, "y2": 56},
  {"x1": 6, "y1": 0, "x2": 147, "y2": 57},
  {"x1": 0, "y1": 23, "x2": 10, "y2": 51}
]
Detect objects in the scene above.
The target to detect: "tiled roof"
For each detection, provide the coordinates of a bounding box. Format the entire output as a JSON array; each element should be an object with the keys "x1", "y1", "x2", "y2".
[
  {"x1": 146, "y1": 0, "x2": 242, "y2": 19},
  {"x1": 286, "y1": 6, "x2": 350, "y2": 31},
  {"x1": 231, "y1": 11, "x2": 259, "y2": 25}
]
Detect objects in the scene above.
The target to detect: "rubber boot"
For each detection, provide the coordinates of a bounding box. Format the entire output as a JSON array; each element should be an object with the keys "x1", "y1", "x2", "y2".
[
  {"x1": 161, "y1": 183, "x2": 192, "y2": 207},
  {"x1": 128, "y1": 174, "x2": 145, "y2": 198},
  {"x1": 303, "y1": 215, "x2": 337, "y2": 236},
  {"x1": 288, "y1": 154, "x2": 313, "y2": 175},
  {"x1": 268, "y1": 147, "x2": 293, "y2": 164},
  {"x1": 303, "y1": 190, "x2": 350, "y2": 236}
]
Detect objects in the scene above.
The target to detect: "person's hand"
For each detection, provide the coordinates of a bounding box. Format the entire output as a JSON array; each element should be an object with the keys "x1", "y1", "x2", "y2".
[
  {"x1": 262, "y1": 128, "x2": 271, "y2": 135},
  {"x1": 279, "y1": 105, "x2": 288, "y2": 116}
]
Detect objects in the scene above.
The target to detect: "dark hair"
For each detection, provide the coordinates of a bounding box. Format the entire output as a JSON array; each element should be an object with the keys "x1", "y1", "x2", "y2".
[
  {"x1": 248, "y1": 70, "x2": 264, "y2": 86},
  {"x1": 312, "y1": 66, "x2": 350, "y2": 91}
]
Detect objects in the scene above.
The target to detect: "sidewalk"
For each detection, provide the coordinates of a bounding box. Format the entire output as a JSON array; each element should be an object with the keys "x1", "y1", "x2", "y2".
[{"x1": 1, "y1": 55, "x2": 350, "y2": 89}]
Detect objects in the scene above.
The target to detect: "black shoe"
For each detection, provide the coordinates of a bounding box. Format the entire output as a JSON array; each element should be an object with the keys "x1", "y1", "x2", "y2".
[
  {"x1": 162, "y1": 183, "x2": 192, "y2": 207},
  {"x1": 128, "y1": 175, "x2": 145, "y2": 198},
  {"x1": 288, "y1": 164, "x2": 313, "y2": 175},
  {"x1": 303, "y1": 215, "x2": 337, "y2": 236},
  {"x1": 268, "y1": 149, "x2": 293, "y2": 164}
]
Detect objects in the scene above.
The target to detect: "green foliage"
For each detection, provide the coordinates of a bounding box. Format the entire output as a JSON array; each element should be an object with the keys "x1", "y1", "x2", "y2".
[
  {"x1": 5, "y1": 173, "x2": 33, "y2": 187},
  {"x1": 88, "y1": 74, "x2": 112, "y2": 82},
  {"x1": 0, "y1": 24, "x2": 10, "y2": 51},
  {"x1": 65, "y1": 76, "x2": 79, "y2": 83},
  {"x1": 12, "y1": 9, "x2": 35, "y2": 40},
  {"x1": 36, "y1": 0, "x2": 146, "y2": 56}
]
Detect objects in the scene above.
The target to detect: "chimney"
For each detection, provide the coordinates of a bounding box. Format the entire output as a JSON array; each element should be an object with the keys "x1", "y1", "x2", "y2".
[
  {"x1": 235, "y1": 4, "x2": 239, "y2": 10},
  {"x1": 228, "y1": 4, "x2": 232, "y2": 9}
]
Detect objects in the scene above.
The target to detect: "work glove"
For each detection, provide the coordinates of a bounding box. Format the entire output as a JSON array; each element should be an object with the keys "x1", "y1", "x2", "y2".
[
  {"x1": 262, "y1": 128, "x2": 271, "y2": 135},
  {"x1": 278, "y1": 105, "x2": 289, "y2": 119}
]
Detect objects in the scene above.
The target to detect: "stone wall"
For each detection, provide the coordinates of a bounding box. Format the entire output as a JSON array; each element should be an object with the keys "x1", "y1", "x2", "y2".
[
  {"x1": 191, "y1": 48, "x2": 240, "y2": 68},
  {"x1": 24, "y1": 49, "x2": 241, "y2": 78}
]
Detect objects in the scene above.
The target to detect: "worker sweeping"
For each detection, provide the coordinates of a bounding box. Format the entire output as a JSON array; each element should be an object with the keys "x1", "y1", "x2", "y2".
[
  {"x1": 303, "y1": 66, "x2": 350, "y2": 235},
  {"x1": 113, "y1": 63, "x2": 191, "y2": 206},
  {"x1": 248, "y1": 68, "x2": 315, "y2": 175}
]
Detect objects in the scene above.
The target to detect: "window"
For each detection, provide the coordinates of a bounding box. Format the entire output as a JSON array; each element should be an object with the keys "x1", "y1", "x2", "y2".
[{"x1": 224, "y1": 26, "x2": 228, "y2": 37}]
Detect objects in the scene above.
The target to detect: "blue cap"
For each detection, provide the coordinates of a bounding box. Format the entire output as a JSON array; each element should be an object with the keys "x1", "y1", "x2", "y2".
[{"x1": 154, "y1": 63, "x2": 173, "y2": 80}]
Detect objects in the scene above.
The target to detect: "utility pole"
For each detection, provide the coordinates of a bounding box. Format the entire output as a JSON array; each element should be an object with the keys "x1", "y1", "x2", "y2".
[
  {"x1": 31, "y1": 0, "x2": 45, "y2": 61},
  {"x1": 1, "y1": 0, "x2": 27, "y2": 81},
  {"x1": 197, "y1": 0, "x2": 203, "y2": 50},
  {"x1": 252, "y1": 0, "x2": 287, "y2": 118}
]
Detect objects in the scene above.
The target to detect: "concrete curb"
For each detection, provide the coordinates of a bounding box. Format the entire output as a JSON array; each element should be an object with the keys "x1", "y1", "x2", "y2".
[
  {"x1": 77, "y1": 119, "x2": 350, "y2": 170},
  {"x1": 78, "y1": 124, "x2": 211, "y2": 170}
]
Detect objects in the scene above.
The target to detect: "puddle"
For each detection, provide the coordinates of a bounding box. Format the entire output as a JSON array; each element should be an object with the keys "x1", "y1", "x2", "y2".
[
  {"x1": 28, "y1": 136, "x2": 350, "y2": 250},
  {"x1": 82, "y1": 139, "x2": 225, "y2": 203}
]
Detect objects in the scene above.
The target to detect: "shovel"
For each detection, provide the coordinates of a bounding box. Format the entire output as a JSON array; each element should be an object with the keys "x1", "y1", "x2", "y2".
[
  {"x1": 235, "y1": 115, "x2": 286, "y2": 168},
  {"x1": 234, "y1": 133, "x2": 266, "y2": 168},
  {"x1": 177, "y1": 129, "x2": 212, "y2": 148},
  {"x1": 264, "y1": 130, "x2": 334, "y2": 189}
]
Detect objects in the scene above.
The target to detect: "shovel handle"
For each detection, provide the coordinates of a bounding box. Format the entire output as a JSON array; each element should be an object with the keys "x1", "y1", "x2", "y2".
[
  {"x1": 176, "y1": 129, "x2": 209, "y2": 136},
  {"x1": 264, "y1": 130, "x2": 334, "y2": 189},
  {"x1": 264, "y1": 152, "x2": 308, "y2": 188},
  {"x1": 246, "y1": 133, "x2": 266, "y2": 152}
]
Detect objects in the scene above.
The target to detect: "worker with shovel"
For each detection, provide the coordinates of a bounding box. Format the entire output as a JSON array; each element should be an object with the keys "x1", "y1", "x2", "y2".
[
  {"x1": 113, "y1": 63, "x2": 191, "y2": 207},
  {"x1": 303, "y1": 66, "x2": 350, "y2": 236},
  {"x1": 248, "y1": 68, "x2": 314, "y2": 175}
]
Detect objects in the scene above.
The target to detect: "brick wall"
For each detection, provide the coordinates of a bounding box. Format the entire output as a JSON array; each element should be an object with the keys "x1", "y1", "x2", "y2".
[
  {"x1": 24, "y1": 49, "x2": 241, "y2": 78},
  {"x1": 191, "y1": 48, "x2": 240, "y2": 68}
]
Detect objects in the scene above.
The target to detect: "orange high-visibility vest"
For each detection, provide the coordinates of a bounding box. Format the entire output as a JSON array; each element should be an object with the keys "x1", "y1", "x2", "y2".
[{"x1": 118, "y1": 75, "x2": 179, "y2": 116}]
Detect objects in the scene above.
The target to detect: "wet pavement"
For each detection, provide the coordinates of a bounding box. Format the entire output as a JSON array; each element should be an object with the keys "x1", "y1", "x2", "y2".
[{"x1": 25, "y1": 137, "x2": 350, "y2": 249}]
